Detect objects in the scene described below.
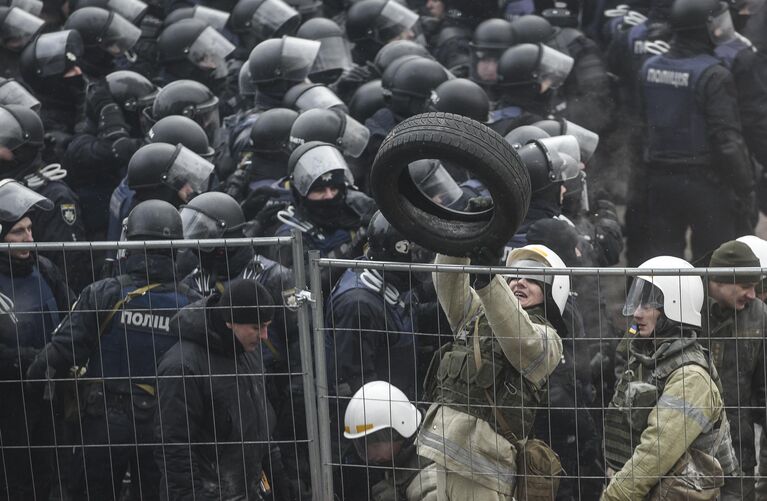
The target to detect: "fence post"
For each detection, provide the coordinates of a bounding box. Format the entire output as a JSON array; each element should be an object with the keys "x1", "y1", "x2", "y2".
[
  {"x1": 290, "y1": 231, "x2": 323, "y2": 499},
  {"x1": 308, "y1": 250, "x2": 334, "y2": 500}
]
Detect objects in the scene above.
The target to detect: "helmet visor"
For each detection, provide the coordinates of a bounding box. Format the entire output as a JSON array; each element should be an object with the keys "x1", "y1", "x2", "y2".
[
  {"x1": 708, "y1": 7, "x2": 736, "y2": 44},
  {"x1": 311, "y1": 36, "x2": 353, "y2": 74},
  {"x1": 0, "y1": 107, "x2": 26, "y2": 151},
  {"x1": 188, "y1": 27, "x2": 235, "y2": 80},
  {"x1": 295, "y1": 85, "x2": 344, "y2": 111},
  {"x1": 537, "y1": 135, "x2": 581, "y2": 164},
  {"x1": 2, "y1": 8, "x2": 44, "y2": 50},
  {"x1": 408, "y1": 160, "x2": 464, "y2": 207},
  {"x1": 505, "y1": 259, "x2": 553, "y2": 285},
  {"x1": 107, "y1": 0, "x2": 148, "y2": 24},
  {"x1": 0, "y1": 179, "x2": 53, "y2": 222},
  {"x1": 251, "y1": 0, "x2": 299, "y2": 39},
  {"x1": 563, "y1": 120, "x2": 598, "y2": 163},
  {"x1": 293, "y1": 145, "x2": 353, "y2": 196},
  {"x1": 339, "y1": 113, "x2": 370, "y2": 158},
  {"x1": 35, "y1": 31, "x2": 83, "y2": 77},
  {"x1": 239, "y1": 63, "x2": 255, "y2": 96},
  {"x1": 180, "y1": 206, "x2": 225, "y2": 239},
  {"x1": 280, "y1": 37, "x2": 321, "y2": 82},
  {"x1": 193, "y1": 5, "x2": 230, "y2": 32},
  {"x1": 102, "y1": 12, "x2": 142, "y2": 56},
  {"x1": 377, "y1": 0, "x2": 418, "y2": 43},
  {"x1": 622, "y1": 277, "x2": 665, "y2": 316},
  {"x1": 165, "y1": 145, "x2": 215, "y2": 195},
  {"x1": 536, "y1": 45, "x2": 573, "y2": 90},
  {"x1": 11, "y1": 0, "x2": 42, "y2": 16},
  {"x1": 550, "y1": 152, "x2": 580, "y2": 183},
  {"x1": 0, "y1": 80, "x2": 40, "y2": 111}
]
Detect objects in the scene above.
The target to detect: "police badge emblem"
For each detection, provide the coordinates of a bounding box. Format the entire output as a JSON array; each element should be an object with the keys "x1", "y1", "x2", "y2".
[{"x1": 61, "y1": 204, "x2": 77, "y2": 226}]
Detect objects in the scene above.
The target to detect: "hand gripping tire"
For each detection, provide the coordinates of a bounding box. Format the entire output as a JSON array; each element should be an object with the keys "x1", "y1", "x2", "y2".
[{"x1": 371, "y1": 112, "x2": 531, "y2": 256}]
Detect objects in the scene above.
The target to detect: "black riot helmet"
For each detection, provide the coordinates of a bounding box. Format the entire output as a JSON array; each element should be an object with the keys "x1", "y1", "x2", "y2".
[
  {"x1": 163, "y1": 5, "x2": 229, "y2": 32},
  {"x1": 146, "y1": 115, "x2": 215, "y2": 160},
  {"x1": 64, "y1": 7, "x2": 141, "y2": 76},
  {"x1": 504, "y1": 125, "x2": 549, "y2": 149},
  {"x1": 0, "y1": 179, "x2": 53, "y2": 225},
  {"x1": 0, "y1": 0, "x2": 43, "y2": 16},
  {"x1": 382, "y1": 56, "x2": 450, "y2": 118},
  {"x1": 105, "y1": 70, "x2": 159, "y2": 115},
  {"x1": 149, "y1": 79, "x2": 220, "y2": 142},
  {"x1": 157, "y1": 19, "x2": 235, "y2": 83},
  {"x1": 497, "y1": 43, "x2": 574, "y2": 92},
  {"x1": 247, "y1": 36, "x2": 321, "y2": 96},
  {"x1": 231, "y1": 0, "x2": 300, "y2": 51},
  {"x1": 426, "y1": 78, "x2": 489, "y2": 122},
  {"x1": 296, "y1": 17, "x2": 353, "y2": 84},
  {"x1": 127, "y1": 142, "x2": 215, "y2": 199},
  {"x1": 516, "y1": 135, "x2": 581, "y2": 195},
  {"x1": 288, "y1": 141, "x2": 354, "y2": 197},
  {"x1": 510, "y1": 14, "x2": 556, "y2": 44},
  {"x1": 0, "y1": 6, "x2": 44, "y2": 51},
  {"x1": 0, "y1": 104, "x2": 44, "y2": 178},
  {"x1": 372, "y1": 39, "x2": 432, "y2": 75},
  {"x1": 349, "y1": 79, "x2": 384, "y2": 122},
  {"x1": 70, "y1": 0, "x2": 148, "y2": 24},
  {"x1": 346, "y1": 0, "x2": 421, "y2": 64},
  {"x1": 532, "y1": 118, "x2": 599, "y2": 162},
  {"x1": 290, "y1": 108, "x2": 370, "y2": 158},
  {"x1": 283, "y1": 83, "x2": 346, "y2": 113},
  {"x1": 238, "y1": 63, "x2": 256, "y2": 105},
  {"x1": 366, "y1": 210, "x2": 413, "y2": 262},
  {"x1": 0, "y1": 78, "x2": 40, "y2": 111},
  {"x1": 249, "y1": 107, "x2": 298, "y2": 155},
  {"x1": 180, "y1": 191, "x2": 245, "y2": 239},
  {"x1": 19, "y1": 30, "x2": 84, "y2": 96},
  {"x1": 124, "y1": 199, "x2": 184, "y2": 240},
  {"x1": 670, "y1": 0, "x2": 727, "y2": 45},
  {"x1": 470, "y1": 18, "x2": 514, "y2": 85}
]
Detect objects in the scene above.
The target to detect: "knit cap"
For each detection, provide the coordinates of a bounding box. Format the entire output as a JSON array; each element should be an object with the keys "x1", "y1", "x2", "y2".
[
  {"x1": 218, "y1": 279, "x2": 275, "y2": 325},
  {"x1": 708, "y1": 240, "x2": 762, "y2": 284}
]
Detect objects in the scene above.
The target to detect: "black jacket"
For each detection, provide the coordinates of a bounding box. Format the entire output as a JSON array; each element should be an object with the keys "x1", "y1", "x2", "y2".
[{"x1": 154, "y1": 294, "x2": 273, "y2": 500}]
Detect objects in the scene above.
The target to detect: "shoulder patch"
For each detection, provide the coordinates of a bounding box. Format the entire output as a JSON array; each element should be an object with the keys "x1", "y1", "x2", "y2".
[{"x1": 60, "y1": 203, "x2": 77, "y2": 226}]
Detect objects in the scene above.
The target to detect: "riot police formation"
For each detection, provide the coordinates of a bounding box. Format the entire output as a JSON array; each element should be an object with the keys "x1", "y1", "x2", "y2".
[{"x1": 0, "y1": 0, "x2": 766, "y2": 498}]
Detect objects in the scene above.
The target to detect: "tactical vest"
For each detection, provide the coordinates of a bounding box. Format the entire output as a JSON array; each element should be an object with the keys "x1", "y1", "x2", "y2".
[
  {"x1": 603, "y1": 336, "x2": 737, "y2": 475},
  {"x1": 714, "y1": 37, "x2": 752, "y2": 70},
  {"x1": 0, "y1": 267, "x2": 60, "y2": 349},
  {"x1": 433, "y1": 307, "x2": 548, "y2": 441},
  {"x1": 91, "y1": 278, "x2": 193, "y2": 389},
  {"x1": 627, "y1": 22, "x2": 649, "y2": 56},
  {"x1": 641, "y1": 53, "x2": 720, "y2": 163}
]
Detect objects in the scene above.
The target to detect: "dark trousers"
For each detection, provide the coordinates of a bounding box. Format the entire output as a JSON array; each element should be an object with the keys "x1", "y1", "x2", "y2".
[
  {"x1": 69, "y1": 391, "x2": 159, "y2": 501},
  {"x1": 626, "y1": 169, "x2": 740, "y2": 266}
]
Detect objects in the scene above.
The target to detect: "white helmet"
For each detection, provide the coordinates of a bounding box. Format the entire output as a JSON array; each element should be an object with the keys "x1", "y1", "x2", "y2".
[
  {"x1": 505, "y1": 244, "x2": 570, "y2": 315},
  {"x1": 343, "y1": 381, "x2": 421, "y2": 440},
  {"x1": 736, "y1": 235, "x2": 767, "y2": 268},
  {"x1": 623, "y1": 256, "x2": 704, "y2": 328}
]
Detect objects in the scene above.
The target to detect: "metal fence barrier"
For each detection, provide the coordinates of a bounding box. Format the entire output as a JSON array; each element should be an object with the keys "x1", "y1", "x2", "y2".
[{"x1": 2, "y1": 238, "x2": 767, "y2": 500}]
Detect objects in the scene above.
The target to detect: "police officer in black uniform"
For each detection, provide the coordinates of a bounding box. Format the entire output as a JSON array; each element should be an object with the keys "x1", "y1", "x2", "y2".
[
  {"x1": 627, "y1": 0, "x2": 755, "y2": 264},
  {"x1": 27, "y1": 199, "x2": 201, "y2": 501},
  {"x1": 428, "y1": 0, "x2": 498, "y2": 77}
]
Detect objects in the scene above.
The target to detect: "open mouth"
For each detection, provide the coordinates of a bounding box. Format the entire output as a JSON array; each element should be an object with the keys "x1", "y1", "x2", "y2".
[{"x1": 514, "y1": 291, "x2": 527, "y2": 299}]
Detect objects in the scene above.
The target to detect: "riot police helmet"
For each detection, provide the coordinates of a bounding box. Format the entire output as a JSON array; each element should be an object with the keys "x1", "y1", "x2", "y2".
[
  {"x1": 504, "y1": 125, "x2": 549, "y2": 149},
  {"x1": 372, "y1": 39, "x2": 432, "y2": 75},
  {"x1": 346, "y1": 0, "x2": 421, "y2": 63},
  {"x1": 0, "y1": 6, "x2": 44, "y2": 51},
  {"x1": 669, "y1": 0, "x2": 722, "y2": 31},
  {"x1": 0, "y1": 0, "x2": 43, "y2": 16},
  {"x1": 0, "y1": 78, "x2": 40, "y2": 111},
  {"x1": 163, "y1": 5, "x2": 229, "y2": 32},
  {"x1": 19, "y1": 30, "x2": 84, "y2": 91},
  {"x1": 127, "y1": 142, "x2": 215, "y2": 197},
  {"x1": 64, "y1": 7, "x2": 140, "y2": 58},
  {"x1": 146, "y1": 115, "x2": 215, "y2": 160},
  {"x1": 510, "y1": 14, "x2": 556, "y2": 44},
  {"x1": 230, "y1": 0, "x2": 300, "y2": 50},
  {"x1": 296, "y1": 17, "x2": 352, "y2": 84},
  {"x1": 516, "y1": 134, "x2": 580, "y2": 194},
  {"x1": 533, "y1": 118, "x2": 599, "y2": 162},
  {"x1": 407, "y1": 159, "x2": 465, "y2": 210},
  {"x1": 425, "y1": 78, "x2": 489, "y2": 122},
  {"x1": 366, "y1": 211, "x2": 414, "y2": 262},
  {"x1": 382, "y1": 56, "x2": 450, "y2": 118},
  {"x1": 0, "y1": 104, "x2": 44, "y2": 178},
  {"x1": 149, "y1": 79, "x2": 220, "y2": 142},
  {"x1": 124, "y1": 199, "x2": 184, "y2": 240},
  {"x1": 179, "y1": 191, "x2": 245, "y2": 239},
  {"x1": 497, "y1": 43, "x2": 573, "y2": 91},
  {"x1": 470, "y1": 18, "x2": 514, "y2": 84},
  {"x1": 288, "y1": 141, "x2": 354, "y2": 197},
  {"x1": 157, "y1": 19, "x2": 235, "y2": 81},
  {"x1": 290, "y1": 108, "x2": 370, "y2": 158},
  {"x1": 105, "y1": 70, "x2": 159, "y2": 114},
  {"x1": 283, "y1": 83, "x2": 346, "y2": 113},
  {"x1": 0, "y1": 178, "x2": 53, "y2": 224},
  {"x1": 247, "y1": 36, "x2": 321, "y2": 89},
  {"x1": 349, "y1": 79, "x2": 384, "y2": 122},
  {"x1": 71, "y1": 0, "x2": 148, "y2": 24},
  {"x1": 249, "y1": 107, "x2": 299, "y2": 155},
  {"x1": 238, "y1": 63, "x2": 256, "y2": 101}
]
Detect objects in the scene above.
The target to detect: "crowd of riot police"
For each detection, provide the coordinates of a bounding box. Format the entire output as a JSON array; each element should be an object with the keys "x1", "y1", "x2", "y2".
[{"x1": 0, "y1": 0, "x2": 767, "y2": 498}]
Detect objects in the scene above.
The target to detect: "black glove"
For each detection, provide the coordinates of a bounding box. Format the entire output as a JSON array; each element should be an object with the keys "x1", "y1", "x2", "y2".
[
  {"x1": 224, "y1": 168, "x2": 249, "y2": 201},
  {"x1": 86, "y1": 79, "x2": 116, "y2": 123},
  {"x1": 466, "y1": 196, "x2": 493, "y2": 213},
  {"x1": 241, "y1": 187, "x2": 286, "y2": 220},
  {"x1": 733, "y1": 189, "x2": 758, "y2": 233},
  {"x1": 98, "y1": 103, "x2": 130, "y2": 141},
  {"x1": 331, "y1": 64, "x2": 373, "y2": 100},
  {"x1": 468, "y1": 244, "x2": 504, "y2": 289},
  {"x1": 25, "y1": 356, "x2": 52, "y2": 401}
]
